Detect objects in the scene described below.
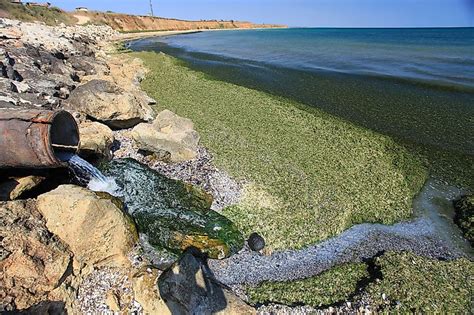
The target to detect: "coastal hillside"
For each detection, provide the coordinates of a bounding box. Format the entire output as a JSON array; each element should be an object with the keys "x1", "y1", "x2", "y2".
[
  {"x1": 73, "y1": 11, "x2": 286, "y2": 32},
  {"x1": 0, "y1": 0, "x2": 285, "y2": 31},
  {"x1": 0, "y1": 0, "x2": 76, "y2": 25}
]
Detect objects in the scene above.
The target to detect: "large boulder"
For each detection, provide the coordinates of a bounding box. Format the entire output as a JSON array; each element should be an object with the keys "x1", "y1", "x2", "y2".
[
  {"x1": 0, "y1": 200, "x2": 72, "y2": 311},
  {"x1": 158, "y1": 249, "x2": 255, "y2": 315},
  {"x1": 66, "y1": 79, "x2": 154, "y2": 129},
  {"x1": 78, "y1": 121, "x2": 114, "y2": 160},
  {"x1": 132, "y1": 110, "x2": 200, "y2": 162},
  {"x1": 36, "y1": 185, "x2": 138, "y2": 271}
]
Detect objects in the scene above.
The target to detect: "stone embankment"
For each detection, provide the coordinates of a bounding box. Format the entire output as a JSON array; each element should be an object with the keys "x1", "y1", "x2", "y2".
[{"x1": 0, "y1": 18, "x2": 251, "y2": 313}]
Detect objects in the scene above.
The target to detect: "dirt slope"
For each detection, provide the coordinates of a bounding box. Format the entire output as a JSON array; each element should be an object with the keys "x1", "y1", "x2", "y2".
[{"x1": 74, "y1": 12, "x2": 286, "y2": 31}]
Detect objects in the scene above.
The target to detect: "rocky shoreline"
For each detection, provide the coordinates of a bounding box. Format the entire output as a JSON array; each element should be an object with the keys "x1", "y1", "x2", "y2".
[{"x1": 0, "y1": 18, "x2": 251, "y2": 313}]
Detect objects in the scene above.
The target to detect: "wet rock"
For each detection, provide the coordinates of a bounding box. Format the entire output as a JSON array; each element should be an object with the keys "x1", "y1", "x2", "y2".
[
  {"x1": 158, "y1": 249, "x2": 255, "y2": 314},
  {"x1": 132, "y1": 110, "x2": 200, "y2": 162},
  {"x1": 0, "y1": 175, "x2": 45, "y2": 201},
  {"x1": 102, "y1": 159, "x2": 244, "y2": 259},
  {"x1": 36, "y1": 185, "x2": 139, "y2": 270},
  {"x1": 0, "y1": 200, "x2": 72, "y2": 311},
  {"x1": 66, "y1": 79, "x2": 153, "y2": 129},
  {"x1": 78, "y1": 121, "x2": 114, "y2": 160},
  {"x1": 248, "y1": 233, "x2": 265, "y2": 252}
]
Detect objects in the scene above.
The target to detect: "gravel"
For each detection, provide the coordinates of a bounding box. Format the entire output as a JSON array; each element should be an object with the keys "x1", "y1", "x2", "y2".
[{"x1": 77, "y1": 268, "x2": 141, "y2": 314}]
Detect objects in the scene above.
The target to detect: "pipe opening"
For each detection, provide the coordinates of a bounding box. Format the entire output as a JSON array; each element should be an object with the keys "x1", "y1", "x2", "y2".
[{"x1": 50, "y1": 111, "x2": 79, "y2": 162}]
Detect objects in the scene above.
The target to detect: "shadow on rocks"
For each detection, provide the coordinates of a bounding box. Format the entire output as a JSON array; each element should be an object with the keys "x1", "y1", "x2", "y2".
[
  {"x1": 3, "y1": 301, "x2": 66, "y2": 315},
  {"x1": 158, "y1": 247, "x2": 227, "y2": 314}
]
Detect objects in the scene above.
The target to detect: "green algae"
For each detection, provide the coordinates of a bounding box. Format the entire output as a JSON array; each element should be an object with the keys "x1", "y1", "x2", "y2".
[
  {"x1": 102, "y1": 158, "x2": 244, "y2": 259},
  {"x1": 453, "y1": 195, "x2": 474, "y2": 246},
  {"x1": 0, "y1": 0, "x2": 75, "y2": 25},
  {"x1": 246, "y1": 263, "x2": 368, "y2": 307},
  {"x1": 245, "y1": 252, "x2": 473, "y2": 312},
  {"x1": 366, "y1": 251, "x2": 474, "y2": 313},
  {"x1": 134, "y1": 51, "x2": 428, "y2": 251}
]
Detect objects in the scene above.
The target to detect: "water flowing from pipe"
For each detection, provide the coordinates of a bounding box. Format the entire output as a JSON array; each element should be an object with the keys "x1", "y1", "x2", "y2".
[{"x1": 67, "y1": 154, "x2": 121, "y2": 196}]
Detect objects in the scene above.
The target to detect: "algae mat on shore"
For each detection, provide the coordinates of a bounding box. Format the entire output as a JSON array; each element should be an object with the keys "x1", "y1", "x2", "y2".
[
  {"x1": 135, "y1": 51, "x2": 427, "y2": 251},
  {"x1": 247, "y1": 262, "x2": 368, "y2": 307},
  {"x1": 246, "y1": 251, "x2": 473, "y2": 312}
]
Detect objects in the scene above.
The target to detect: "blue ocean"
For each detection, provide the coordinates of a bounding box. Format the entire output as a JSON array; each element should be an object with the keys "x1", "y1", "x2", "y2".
[{"x1": 130, "y1": 28, "x2": 474, "y2": 154}]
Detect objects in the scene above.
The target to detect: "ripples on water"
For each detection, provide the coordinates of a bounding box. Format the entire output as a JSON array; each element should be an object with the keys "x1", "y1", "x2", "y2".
[
  {"x1": 131, "y1": 28, "x2": 474, "y2": 154},
  {"x1": 143, "y1": 28, "x2": 474, "y2": 91}
]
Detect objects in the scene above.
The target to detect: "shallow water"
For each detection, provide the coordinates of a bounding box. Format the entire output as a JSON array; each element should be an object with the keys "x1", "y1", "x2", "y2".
[
  {"x1": 412, "y1": 179, "x2": 473, "y2": 256},
  {"x1": 130, "y1": 28, "x2": 474, "y2": 154}
]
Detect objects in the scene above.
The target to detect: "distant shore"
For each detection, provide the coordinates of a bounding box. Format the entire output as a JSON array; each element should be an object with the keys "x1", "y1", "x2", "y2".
[{"x1": 117, "y1": 27, "x2": 288, "y2": 40}]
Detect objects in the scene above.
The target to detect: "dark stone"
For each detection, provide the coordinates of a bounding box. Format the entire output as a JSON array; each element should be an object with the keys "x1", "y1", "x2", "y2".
[
  {"x1": 248, "y1": 232, "x2": 265, "y2": 251},
  {"x1": 158, "y1": 249, "x2": 227, "y2": 314},
  {"x1": 68, "y1": 56, "x2": 97, "y2": 76}
]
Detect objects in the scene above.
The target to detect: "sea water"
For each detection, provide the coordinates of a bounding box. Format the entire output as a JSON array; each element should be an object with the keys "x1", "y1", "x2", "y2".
[{"x1": 130, "y1": 28, "x2": 474, "y2": 154}]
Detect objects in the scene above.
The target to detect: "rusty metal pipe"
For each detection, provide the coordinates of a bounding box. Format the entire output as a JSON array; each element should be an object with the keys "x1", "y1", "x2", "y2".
[{"x1": 0, "y1": 109, "x2": 79, "y2": 168}]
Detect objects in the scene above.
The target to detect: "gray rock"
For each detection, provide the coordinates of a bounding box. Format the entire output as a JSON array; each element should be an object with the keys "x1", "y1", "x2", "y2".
[
  {"x1": 248, "y1": 233, "x2": 265, "y2": 251},
  {"x1": 10, "y1": 81, "x2": 30, "y2": 93},
  {"x1": 66, "y1": 79, "x2": 153, "y2": 129}
]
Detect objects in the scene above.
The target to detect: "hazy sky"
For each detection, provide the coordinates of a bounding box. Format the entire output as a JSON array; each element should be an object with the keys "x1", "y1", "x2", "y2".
[{"x1": 50, "y1": 0, "x2": 474, "y2": 27}]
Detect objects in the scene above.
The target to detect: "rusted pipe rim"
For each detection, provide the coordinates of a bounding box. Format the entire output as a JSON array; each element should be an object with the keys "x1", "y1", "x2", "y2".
[{"x1": 48, "y1": 110, "x2": 80, "y2": 164}]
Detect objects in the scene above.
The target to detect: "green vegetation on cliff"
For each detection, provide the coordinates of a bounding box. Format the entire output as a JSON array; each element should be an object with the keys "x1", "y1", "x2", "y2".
[
  {"x1": 0, "y1": 0, "x2": 75, "y2": 25},
  {"x1": 135, "y1": 51, "x2": 428, "y2": 251}
]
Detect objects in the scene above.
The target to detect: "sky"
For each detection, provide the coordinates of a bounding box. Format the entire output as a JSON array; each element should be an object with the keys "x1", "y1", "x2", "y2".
[{"x1": 49, "y1": 0, "x2": 474, "y2": 28}]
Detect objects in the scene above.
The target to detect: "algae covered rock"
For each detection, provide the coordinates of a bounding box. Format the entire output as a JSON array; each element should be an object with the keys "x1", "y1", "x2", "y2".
[
  {"x1": 453, "y1": 195, "x2": 473, "y2": 245},
  {"x1": 102, "y1": 158, "x2": 244, "y2": 259}
]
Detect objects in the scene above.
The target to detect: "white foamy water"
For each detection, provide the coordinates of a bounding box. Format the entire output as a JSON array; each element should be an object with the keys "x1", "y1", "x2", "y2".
[
  {"x1": 87, "y1": 176, "x2": 122, "y2": 197},
  {"x1": 67, "y1": 154, "x2": 122, "y2": 197}
]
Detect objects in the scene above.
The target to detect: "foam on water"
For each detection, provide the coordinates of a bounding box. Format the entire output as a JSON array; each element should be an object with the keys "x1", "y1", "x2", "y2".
[
  {"x1": 67, "y1": 154, "x2": 121, "y2": 197},
  {"x1": 87, "y1": 176, "x2": 122, "y2": 197}
]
